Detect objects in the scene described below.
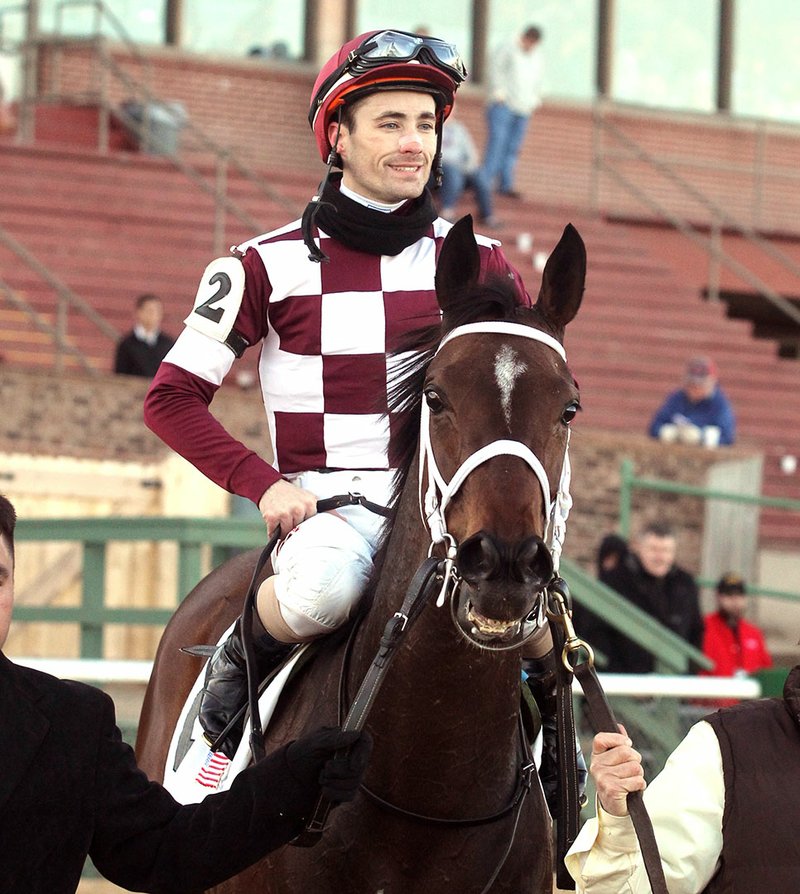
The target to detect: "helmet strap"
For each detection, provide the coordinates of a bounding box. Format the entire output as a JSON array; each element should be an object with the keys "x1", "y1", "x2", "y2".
[
  {"x1": 432, "y1": 121, "x2": 444, "y2": 188},
  {"x1": 301, "y1": 112, "x2": 343, "y2": 263}
]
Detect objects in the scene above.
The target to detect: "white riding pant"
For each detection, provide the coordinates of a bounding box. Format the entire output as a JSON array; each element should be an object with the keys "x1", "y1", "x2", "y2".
[{"x1": 272, "y1": 469, "x2": 394, "y2": 638}]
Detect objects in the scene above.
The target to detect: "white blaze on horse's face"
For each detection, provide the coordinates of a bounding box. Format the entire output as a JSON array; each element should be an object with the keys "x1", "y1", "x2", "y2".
[{"x1": 494, "y1": 344, "x2": 528, "y2": 429}]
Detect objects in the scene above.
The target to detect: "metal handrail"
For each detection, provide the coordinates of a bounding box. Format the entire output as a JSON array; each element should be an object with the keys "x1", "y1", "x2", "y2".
[
  {"x1": 45, "y1": 29, "x2": 301, "y2": 245},
  {"x1": 0, "y1": 220, "x2": 118, "y2": 371},
  {"x1": 618, "y1": 457, "x2": 800, "y2": 605},
  {"x1": 97, "y1": 48, "x2": 299, "y2": 222},
  {"x1": 0, "y1": 276, "x2": 95, "y2": 373},
  {"x1": 598, "y1": 157, "x2": 800, "y2": 327},
  {"x1": 0, "y1": 0, "x2": 303, "y2": 368},
  {"x1": 598, "y1": 113, "x2": 800, "y2": 283},
  {"x1": 55, "y1": 0, "x2": 150, "y2": 76},
  {"x1": 593, "y1": 104, "x2": 800, "y2": 329},
  {"x1": 43, "y1": 0, "x2": 299, "y2": 232}
]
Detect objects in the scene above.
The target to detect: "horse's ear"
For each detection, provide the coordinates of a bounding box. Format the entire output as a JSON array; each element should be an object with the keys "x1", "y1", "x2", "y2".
[
  {"x1": 435, "y1": 215, "x2": 481, "y2": 314},
  {"x1": 535, "y1": 223, "x2": 586, "y2": 332}
]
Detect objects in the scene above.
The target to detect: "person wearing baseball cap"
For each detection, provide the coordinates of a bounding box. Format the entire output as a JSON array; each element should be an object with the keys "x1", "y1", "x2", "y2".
[
  {"x1": 144, "y1": 29, "x2": 530, "y2": 759},
  {"x1": 648, "y1": 355, "x2": 736, "y2": 446},
  {"x1": 701, "y1": 572, "x2": 772, "y2": 698}
]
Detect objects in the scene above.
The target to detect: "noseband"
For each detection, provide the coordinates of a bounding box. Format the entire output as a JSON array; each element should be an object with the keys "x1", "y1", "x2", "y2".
[{"x1": 418, "y1": 321, "x2": 573, "y2": 576}]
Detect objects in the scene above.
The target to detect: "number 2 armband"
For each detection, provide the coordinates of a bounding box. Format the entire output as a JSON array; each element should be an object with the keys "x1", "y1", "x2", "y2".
[{"x1": 184, "y1": 256, "x2": 250, "y2": 357}]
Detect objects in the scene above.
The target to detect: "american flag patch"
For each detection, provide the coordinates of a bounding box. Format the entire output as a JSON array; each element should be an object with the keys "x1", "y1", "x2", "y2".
[{"x1": 195, "y1": 749, "x2": 231, "y2": 790}]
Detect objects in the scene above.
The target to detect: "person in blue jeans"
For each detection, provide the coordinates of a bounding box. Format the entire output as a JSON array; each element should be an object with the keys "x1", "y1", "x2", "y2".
[
  {"x1": 480, "y1": 25, "x2": 544, "y2": 198},
  {"x1": 438, "y1": 114, "x2": 498, "y2": 226}
]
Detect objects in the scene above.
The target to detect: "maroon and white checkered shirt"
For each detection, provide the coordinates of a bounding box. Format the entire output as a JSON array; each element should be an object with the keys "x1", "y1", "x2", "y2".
[{"x1": 145, "y1": 216, "x2": 528, "y2": 506}]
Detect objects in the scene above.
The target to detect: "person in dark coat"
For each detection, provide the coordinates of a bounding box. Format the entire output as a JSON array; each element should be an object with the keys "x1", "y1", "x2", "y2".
[
  {"x1": 581, "y1": 521, "x2": 703, "y2": 674},
  {"x1": 596, "y1": 533, "x2": 628, "y2": 576},
  {"x1": 0, "y1": 494, "x2": 371, "y2": 894},
  {"x1": 114, "y1": 293, "x2": 175, "y2": 378}
]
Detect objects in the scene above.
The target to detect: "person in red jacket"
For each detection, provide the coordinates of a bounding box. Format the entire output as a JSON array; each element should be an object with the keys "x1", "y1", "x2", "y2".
[{"x1": 702, "y1": 572, "x2": 771, "y2": 705}]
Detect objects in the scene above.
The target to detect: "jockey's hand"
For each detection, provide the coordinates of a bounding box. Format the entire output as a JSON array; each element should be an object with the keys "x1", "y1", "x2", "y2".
[
  {"x1": 258, "y1": 480, "x2": 317, "y2": 539},
  {"x1": 590, "y1": 725, "x2": 646, "y2": 817},
  {"x1": 286, "y1": 727, "x2": 373, "y2": 805}
]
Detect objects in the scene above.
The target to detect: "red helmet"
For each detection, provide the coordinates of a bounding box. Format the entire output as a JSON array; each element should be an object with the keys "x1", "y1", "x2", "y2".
[{"x1": 309, "y1": 30, "x2": 467, "y2": 162}]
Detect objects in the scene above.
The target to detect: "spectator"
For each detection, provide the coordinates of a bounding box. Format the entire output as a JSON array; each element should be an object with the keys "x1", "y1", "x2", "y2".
[
  {"x1": 248, "y1": 41, "x2": 290, "y2": 60},
  {"x1": 114, "y1": 293, "x2": 175, "y2": 378},
  {"x1": 581, "y1": 521, "x2": 704, "y2": 674},
  {"x1": 479, "y1": 25, "x2": 544, "y2": 198},
  {"x1": 572, "y1": 533, "x2": 629, "y2": 660},
  {"x1": 648, "y1": 355, "x2": 736, "y2": 447},
  {"x1": 0, "y1": 493, "x2": 371, "y2": 894},
  {"x1": 438, "y1": 112, "x2": 499, "y2": 226},
  {"x1": 701, "y1": 572, "x2": 772, "y2": 702},
  {"x1": 565, "y1": 663, "x2": 800, "y2": 891},
  {"x1": 597, "y1": 532, "x2": 628, "y2": 576}
]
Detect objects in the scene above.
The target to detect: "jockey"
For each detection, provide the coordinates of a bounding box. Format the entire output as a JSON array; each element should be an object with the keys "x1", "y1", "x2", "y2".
[{"x1": 144, "y1": 30, "x2": 531, "y2": 759}]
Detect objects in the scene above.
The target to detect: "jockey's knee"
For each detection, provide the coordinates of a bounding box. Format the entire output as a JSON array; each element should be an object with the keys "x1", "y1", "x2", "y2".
[{"x1": 272, "y1": 512, "x2": 374, "y2": 639}]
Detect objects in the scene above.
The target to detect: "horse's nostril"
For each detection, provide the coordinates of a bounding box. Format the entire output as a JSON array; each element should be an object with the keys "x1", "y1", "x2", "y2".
[
  {"x1": 514, "y1": 537, "x2": 553, "y2": 585},
  {"x1": 457, "y1": 533, "x2": 500, "y2": 582}
]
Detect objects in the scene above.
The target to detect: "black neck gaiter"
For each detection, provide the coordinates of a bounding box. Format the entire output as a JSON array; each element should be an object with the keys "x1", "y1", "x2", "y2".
[{"x1": 314, "y1": 174, "x2": 437, "y2": 256}]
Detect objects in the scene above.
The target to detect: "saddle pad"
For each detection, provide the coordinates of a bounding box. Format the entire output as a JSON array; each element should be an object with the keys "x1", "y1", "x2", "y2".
[{"x1": 163, "y1": 621, "x2": 310, "y2": 805}]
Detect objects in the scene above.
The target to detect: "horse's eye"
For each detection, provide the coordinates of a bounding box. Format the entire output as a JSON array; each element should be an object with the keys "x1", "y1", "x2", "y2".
[
  {"x1": 562, "y1": 401, "x2": 581, "y2": 424},
  {"x1": 424, "y1": 389, "x2": 445, "y2": 413}
]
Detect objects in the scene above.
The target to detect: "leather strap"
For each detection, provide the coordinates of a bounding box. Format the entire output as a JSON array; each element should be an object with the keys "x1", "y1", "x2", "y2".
[
  {"x1": 291, "y1": 556, "x2": 443, "y2": 847},
  {"x1": 316, "y1": 492, "x2": 393, "y2": 518},
  {"x1": 548, "y1": 608, "x2": 580, "y2": 891},
  {"x1": 546, "y1": 576, "x2": 669, "y2": 894},
  {"x1": 240, "y1": 530, "x2": 281, "y2": 763},
  {"x1": 572, "y1": 647, "x2": 670, "y2": 894}
]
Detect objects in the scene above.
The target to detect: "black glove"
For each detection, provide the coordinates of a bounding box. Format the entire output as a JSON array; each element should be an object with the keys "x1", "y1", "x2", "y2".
[{"x1": 286, "y1": 726, "x2": 373, "y2": 804}]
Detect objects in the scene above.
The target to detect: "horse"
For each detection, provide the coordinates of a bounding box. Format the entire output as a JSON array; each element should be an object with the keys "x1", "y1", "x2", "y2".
[{"x1": 136, "y1": 215, "x2": 586, "y2": 893}]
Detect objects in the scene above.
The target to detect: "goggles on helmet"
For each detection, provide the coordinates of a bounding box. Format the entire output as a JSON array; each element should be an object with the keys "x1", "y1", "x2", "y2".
[
  {"x1": 347, "y1": 30, "x2": 467, "y2": 82},
  {"x1": 309, "y1": 30, "x2": 467, "y2": 128}
]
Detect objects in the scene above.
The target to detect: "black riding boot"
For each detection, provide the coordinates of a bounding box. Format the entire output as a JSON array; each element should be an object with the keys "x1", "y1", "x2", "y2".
[
  {"x1": 199, "y1": 615, "x2": 294, "y2": 759},
  {"x1": 523, "y1": 654, "x2": 588, "y2": 815}
]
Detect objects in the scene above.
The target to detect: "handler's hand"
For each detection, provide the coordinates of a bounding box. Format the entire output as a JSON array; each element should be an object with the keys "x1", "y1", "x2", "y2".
[
  {"x1": 590, "y1": 725, "x2": 646, "y2": 817},
  {"x1": 258, "y1": 480, "x2": 317, "y2": 538},
  {"x1": 286, "y1": 727, "x2": 373, "y2": 805}
]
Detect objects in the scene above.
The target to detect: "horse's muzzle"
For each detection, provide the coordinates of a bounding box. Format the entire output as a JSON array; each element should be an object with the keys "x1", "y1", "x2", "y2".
[{"x1": 451, "y1": 532, "x2": 552, "y2": 648}]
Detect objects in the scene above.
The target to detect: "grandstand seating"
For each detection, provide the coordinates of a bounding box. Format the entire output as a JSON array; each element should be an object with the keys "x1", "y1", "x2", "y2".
[{"x1": 1, "y1": 107, "x2": 799, "y2": 547}]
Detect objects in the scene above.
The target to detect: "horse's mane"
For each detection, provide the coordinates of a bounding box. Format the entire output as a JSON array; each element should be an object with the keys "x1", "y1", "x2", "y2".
[{"x1": 386, "y1": 274, "x2": 526, "y2": 507}]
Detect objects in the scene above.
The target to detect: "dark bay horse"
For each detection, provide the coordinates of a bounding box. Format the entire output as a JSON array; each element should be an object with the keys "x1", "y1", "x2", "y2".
[{"x1": 136, "y1": 217, "x2": 586, "y2": 893}]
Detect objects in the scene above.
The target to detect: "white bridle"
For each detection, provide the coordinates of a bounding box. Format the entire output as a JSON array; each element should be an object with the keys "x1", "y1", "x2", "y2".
[{"x1": 418, "y1": 321, "x2": 573, "y2": 576}]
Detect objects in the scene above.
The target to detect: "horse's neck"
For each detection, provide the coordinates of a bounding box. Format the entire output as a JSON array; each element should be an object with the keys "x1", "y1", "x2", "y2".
[{"x1": 350, "y1": 460, "x2": 524, "y2": 810}]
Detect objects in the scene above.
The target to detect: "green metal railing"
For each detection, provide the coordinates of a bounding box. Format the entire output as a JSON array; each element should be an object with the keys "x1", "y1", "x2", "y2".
[
  {"x1": 619, "y1": 458, "x2": 800, "y2": 602},
  {"x1": 14, "y1": 515, "x2": 266, "y2": 656},
  {"x1": 14, "y1": 512, "x2": 713, "y2": 672}
]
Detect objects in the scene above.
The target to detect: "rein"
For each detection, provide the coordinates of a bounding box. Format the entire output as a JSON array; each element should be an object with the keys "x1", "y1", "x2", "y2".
[
  {"x1": 547, "y1": 580, "x2": 670, "y2": 894},
  {"x1": 293, "y1": 550, "x2": 539, "y2": 894},
  {"x1": 235, "y1": 493, "x2": 393, "y2": 764},
  {"x1": 290, "y1": 555, "x2": 439, "y2": 846}
]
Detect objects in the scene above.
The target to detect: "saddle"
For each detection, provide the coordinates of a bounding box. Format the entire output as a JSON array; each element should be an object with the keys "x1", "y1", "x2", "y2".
[{"x1": 163, "y1": 629, "x2": 315, "y2": 803}]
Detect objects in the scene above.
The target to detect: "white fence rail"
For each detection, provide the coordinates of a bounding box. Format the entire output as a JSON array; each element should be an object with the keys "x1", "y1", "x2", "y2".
[{"x1": 14, "y1": 658, "x2": 762, "y2": 699}]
